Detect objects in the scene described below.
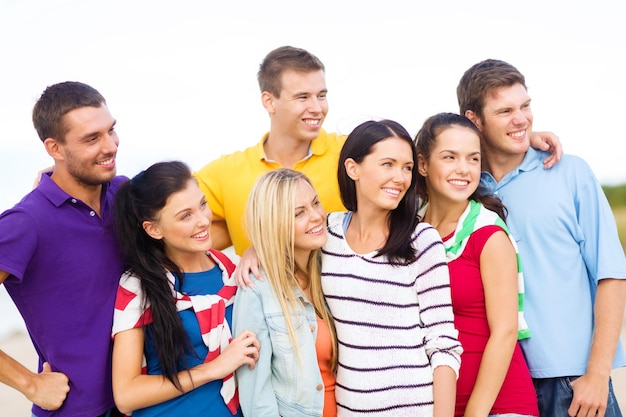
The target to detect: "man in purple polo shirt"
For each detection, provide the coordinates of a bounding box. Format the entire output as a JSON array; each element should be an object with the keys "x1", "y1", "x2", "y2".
[{"x1": 0, "y1": 82, "x2": 126, "y2": 417}]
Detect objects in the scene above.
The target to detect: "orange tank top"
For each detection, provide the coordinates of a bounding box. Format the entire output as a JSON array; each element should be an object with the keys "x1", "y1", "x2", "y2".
[{"x1": 316, "y1": 316, "x2": 336, "y2": 417}]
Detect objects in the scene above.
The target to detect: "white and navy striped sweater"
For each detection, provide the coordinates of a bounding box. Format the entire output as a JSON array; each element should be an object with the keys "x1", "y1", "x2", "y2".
[{"x1": 321, "y1": 212, "x2": 462, "y2": 417}]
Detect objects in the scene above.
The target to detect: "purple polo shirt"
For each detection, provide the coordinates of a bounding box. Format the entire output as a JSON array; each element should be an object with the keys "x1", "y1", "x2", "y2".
[{"x1": 0, "y1": 173, "x2": 127, "y2": 417}]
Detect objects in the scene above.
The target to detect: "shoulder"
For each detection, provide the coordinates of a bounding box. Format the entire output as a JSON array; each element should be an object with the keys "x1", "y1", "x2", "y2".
[
  {"x1": 108, "y1": 175, "x2": 129, "y2": 194},
  {"x1": 236, "y1": 270, "x2": 272, "y2": 300},
  {"x1": 208, "y1": 249, "x2": 236, "y2": 274},
  {"x1": 411, "y1": 222, "x2": 446, "y2": 256},
  {"x1": 116, "y1": 270, "x2": 146, "y2": 305},
  {"x1": 326, "y1": 211, "x2": 347, "y2": 232},
  {"x1": 469, "y1": 225, "x2": 508, "y2": 253},
  {"x1": 311, "y1": 130, "x2": 346, "y2": 154},
  {"x1": 0, "y1": 188, "x2": 49, "y2": 225},
  {"x1": 413, "y1": 221, "x2": 441, "y2": 241},
  {"x1": 198, "y1": 141, "x2": 262, "y2": 173},
  {"x1": 322, "y1": 130, "x2": 347, "y2": 146},
  {"x1": 543, "y1": 154, "x2": 600, "y2": 192}
]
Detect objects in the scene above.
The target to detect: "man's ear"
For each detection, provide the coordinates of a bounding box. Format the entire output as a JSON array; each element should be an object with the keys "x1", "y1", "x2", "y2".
[
  {"x1": 344, "y1": 158, "x2": 359, "y2": 180},
  {"x1": 464, "y1": 110, "x2": 483, "y2": 131},
  {"x1": 261, "y1": 91, "x2": 276, "y2": 114},
  {"x1": 142, "y1": 220, "x2": 163, "y2": 240},
  {"x1": 43, "y1": 138, "x2": 63, "y2": 160}
]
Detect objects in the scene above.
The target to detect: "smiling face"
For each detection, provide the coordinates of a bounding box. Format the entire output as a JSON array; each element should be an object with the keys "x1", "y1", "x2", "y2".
[
  {"x1": 471, "y1": 83, "x2": 533, "y2": 163},
  {"x1": 50, "y1": 105, "x2": 118, "y2": 186},
  {"x1": 143, "y1": 179, "x2": 213, "y2": 265},
  {"x1": 347, "y1": 136, "x2": 414, "y2": 213},
  {"x1": 293, "y1": 178, "x2": 327, "y2": 267},
  {"x1": 418, "y1": 125, "x2": 482, "y2": 205},
  {"x1": 265, "y1": 69, "x2": 328, "y2": 143}
]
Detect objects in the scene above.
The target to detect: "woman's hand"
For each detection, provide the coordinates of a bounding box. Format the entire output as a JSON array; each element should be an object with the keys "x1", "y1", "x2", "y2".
[{"x1": 204, "y1": 330, "x2": 260, "y2": 378}]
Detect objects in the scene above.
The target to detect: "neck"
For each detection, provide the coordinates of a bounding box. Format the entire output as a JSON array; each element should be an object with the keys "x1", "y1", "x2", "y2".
[
  {"x1": 422, "y1": 199, "x2": 469, "y2": 238},
  {"x1": 345, "y1": 210, "x2": 389, "y2": 254},
  {"x1": 50, "y1": 170, "x2": 104, "y2": 216},
  {"x1": 482, "y1": 148, "x2": 526, "y2": 182},
  {"x1": 167, "y1": 251, "x2": 215, "y2": 273},
  {"x1": 264, "y1": 132, "x2": 312, "y2": 168}
]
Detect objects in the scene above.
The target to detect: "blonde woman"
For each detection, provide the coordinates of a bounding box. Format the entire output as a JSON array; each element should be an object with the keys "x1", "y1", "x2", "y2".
[{"x1": 233, "y1": 169, "x2": 338, "y2": 417}]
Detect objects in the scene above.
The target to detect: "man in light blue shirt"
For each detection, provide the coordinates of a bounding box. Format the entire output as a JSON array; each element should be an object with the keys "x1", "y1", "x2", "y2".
[{"x1": 458, "y1": 59, "x2": 626, "y2": 417}]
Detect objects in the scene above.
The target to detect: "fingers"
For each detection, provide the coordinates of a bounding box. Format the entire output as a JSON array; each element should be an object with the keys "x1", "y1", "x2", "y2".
[
  {"x1": 235, "y1": 247, "x2": 263, "y2": 288},
  {"x1": 32, "y1": 364, "x2": 70, "y2": 411},
  {"x1": 233, "y1": 331, "x2": 260, "y2": 365}
]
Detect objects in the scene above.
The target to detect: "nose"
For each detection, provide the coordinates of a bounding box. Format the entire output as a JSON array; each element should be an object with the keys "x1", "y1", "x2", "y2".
[
  {"x1": 455, "y1": 159, "x2": 469, "y2": 174},
  {"x1": 512, "y1": 108, "x2": 528, "y2": 125},
  {"x1": 197, "y1": 213, "x2": 211, "y2": 230},
  {"x1": 392, "y1": 166, "x2": 407, "y2": 183},
  {"x1": 308, "y1": 97, "x2": 323, "y2": 114},
  {"x1": 102, "y1": 131, "x2": 119, "y2": 153}
]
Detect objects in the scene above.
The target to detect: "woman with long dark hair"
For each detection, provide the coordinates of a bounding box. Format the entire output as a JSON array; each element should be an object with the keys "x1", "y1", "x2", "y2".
[
  {"x1": 110, "y1": 161, "x2": 259, "y2": 417},
  {"x1": 322, "y1": 119, "x2": 462, "y2": 417},
  {"x1": 414, "y1": 113, "x2": 538, "y2": 417}
]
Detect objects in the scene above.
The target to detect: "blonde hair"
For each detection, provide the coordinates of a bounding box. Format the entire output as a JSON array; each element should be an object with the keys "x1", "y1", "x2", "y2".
[{"x1": 245, "y1": 169, "x2": 337, "y2": 371}]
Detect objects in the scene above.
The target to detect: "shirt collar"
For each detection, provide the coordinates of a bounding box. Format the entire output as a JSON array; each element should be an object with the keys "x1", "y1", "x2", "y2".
[
  {"x1": 255, "y1": 129, "x2": 328, "y2": 162},
  {"x1": 37, "y1": 172, "x2": 110, "y2": 208},
  {"x1": 480, "y1": 147, "x2": 544, "y2": 190}
]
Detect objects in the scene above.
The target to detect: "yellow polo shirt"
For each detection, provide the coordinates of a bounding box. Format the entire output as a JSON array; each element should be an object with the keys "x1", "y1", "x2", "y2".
[{"x1": 194, "y1": 129, "x2": 346, "y2": 255}]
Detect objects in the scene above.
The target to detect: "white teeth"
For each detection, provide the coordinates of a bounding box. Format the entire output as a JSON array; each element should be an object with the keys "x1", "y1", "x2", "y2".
[
  {"x1": 304, "y1": 119, "x2": 320, "y2": 126},
  {"x1": 449, "y1": 180, "x2": 469, "y2": 186},
  {"x1": 510, "y1": 130, "x2": 525, "y2": 139},
  {"x1": 382, "y1": 188, "x2": 400, "y2": 196},
  {"x1": 98, "y1": 158, "x2": 114, "y2": 165},
  {"x1": 192, "y1": 230, "x2": 208, "y2": 238},
  {"x1": 307, "y1": 225, "x2": 323, "y2": 234}
]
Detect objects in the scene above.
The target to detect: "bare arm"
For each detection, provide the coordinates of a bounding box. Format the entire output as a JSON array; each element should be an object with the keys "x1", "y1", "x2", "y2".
[
  {"x1": 0, "y1": 269, "x2": 70, "y2": 410},
  {"x1": 0, "y1": 350, "x2": 70, "y2": 411},
  {"x1": 210, "y1": 220, "x2": 233, "y2": 251},
  {"x1": 568, "y1": 278, "x2": 626, "y2": 417},
  {"x1": 530, "y1": 131, "x2": 562, "y2": 169},
  {"x1": 433, "y1": 365, "x2": 457, "y2": 417},
  {"x1": 464, "y1": 231, "x2": 519, "y2": 417},
  {"x1": 112, "y1": 327, "x2": 259, "y2": 414}
]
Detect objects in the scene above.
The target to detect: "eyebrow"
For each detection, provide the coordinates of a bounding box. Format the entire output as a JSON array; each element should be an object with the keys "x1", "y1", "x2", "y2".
[
  {"x1": 295, "y1": 194, "x2": 319, "y2": 210},
  {"x1": 291, "y1": 88, "x2": 328, "y2": 97},
  {"x1": 378, "y1": 157, "x2": 414, "y2": 163},
  {"x1": 439, "y1": 149, "x2": 481, "y2": 155}
]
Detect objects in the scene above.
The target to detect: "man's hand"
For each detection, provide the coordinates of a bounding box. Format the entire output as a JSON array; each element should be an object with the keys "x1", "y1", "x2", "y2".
[
  {"x1": 32, "y1": 166, "x2": 53, "y2": 189},
  {"x1": 568, "y1": 372, "x2": 609, "y2": 417},
  {"x1": 26, "y1": 362, "x2": 70, "y2": 411},
  {"x1": 233, "y1": 247, "x2": 261, "y2": 289},
  {"x1": 530, "y1": 131, "x2": 562, "y2": 169}
]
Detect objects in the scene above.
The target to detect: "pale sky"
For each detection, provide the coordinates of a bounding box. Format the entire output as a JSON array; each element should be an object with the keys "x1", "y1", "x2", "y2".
[{"x1": 1, "y1": 0, "x2": 625, "y2": 212}]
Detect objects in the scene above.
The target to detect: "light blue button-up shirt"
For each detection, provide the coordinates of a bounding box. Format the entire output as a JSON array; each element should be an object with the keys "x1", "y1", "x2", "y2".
[{"x1": 481, "y1": 147, "x2": 626, "y2": 378}]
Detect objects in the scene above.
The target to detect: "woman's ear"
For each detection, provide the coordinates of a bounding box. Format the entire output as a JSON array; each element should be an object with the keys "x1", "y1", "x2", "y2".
[
  {"x1": 344, "y1": 158, "x2": 358, "y2": 180},
  {"x1": 142, "y1": 220, "x2": 163, "y2": 240},
  {"x1": 417, "y1": 154, "x2": 428, "y2": 177}
]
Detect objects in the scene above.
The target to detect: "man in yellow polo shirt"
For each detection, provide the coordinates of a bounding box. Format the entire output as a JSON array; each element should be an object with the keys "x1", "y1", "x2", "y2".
[
  {"x1": 195, "y1": 46, "x2": 346, "y2": 255},
  {"x1": 195, "y1": 45, "x2": 562, "y2": 256}
]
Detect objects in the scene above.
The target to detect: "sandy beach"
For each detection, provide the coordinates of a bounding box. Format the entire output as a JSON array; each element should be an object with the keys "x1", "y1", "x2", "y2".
[{"x1": 0, "y1": 321, "x2": 625, "y2": 416}]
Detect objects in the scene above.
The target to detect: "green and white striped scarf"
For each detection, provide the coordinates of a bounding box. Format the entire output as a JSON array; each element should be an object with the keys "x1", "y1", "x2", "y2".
[{"x1": 419, "y1": 199, "x2": 530, "y2": 340}]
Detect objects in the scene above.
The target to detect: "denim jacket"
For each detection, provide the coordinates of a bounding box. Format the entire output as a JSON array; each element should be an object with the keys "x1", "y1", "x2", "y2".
[{"x1": 233, "y1": 271, "x2": 324, "y2": 417}]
